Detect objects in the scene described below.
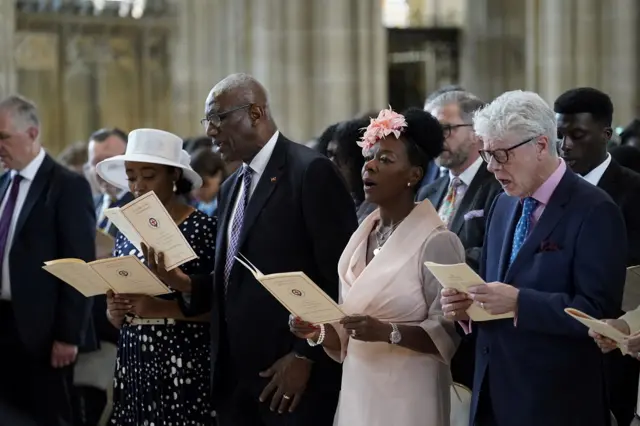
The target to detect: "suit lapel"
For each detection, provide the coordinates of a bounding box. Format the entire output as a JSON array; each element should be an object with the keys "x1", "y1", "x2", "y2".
[
  {"x1": 449, "y1": 167, "x2": 491, "y2": 235},
  {"x1": 505, "y1": 169, "x2": 577, "y2": 281},
  {"x1": 237, "y1": 138, "x2": 286, "y2": 248},
  {"x1": 427, "y1": 176, "x2": 449, "y2": 210},
  {"x1": 14, "y1": 155, "x2": 53, "y2": 238}
]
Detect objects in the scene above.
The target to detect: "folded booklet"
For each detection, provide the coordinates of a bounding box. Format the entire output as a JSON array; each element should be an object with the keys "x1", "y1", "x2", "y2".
[
  {"x1": 424, "y1": 261, "x2": 515, "y2": 321},
  {"x1": 104, "y1": 191, "x2": 197, "y2": 270},
  {"x1": 235, "y1": 254, "x2": 345, "y2": 324},
  {"x1": 564, "y1": 307, "x2": 628, "y2": 354},
  {"x1": 43, "y1": 255, "x2": 172, "y2": 297}
]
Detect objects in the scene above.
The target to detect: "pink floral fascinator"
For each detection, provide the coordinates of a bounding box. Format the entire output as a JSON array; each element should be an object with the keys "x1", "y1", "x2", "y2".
[{"x1": 357, "y1": 107, "x2": 408, "y2": 155}]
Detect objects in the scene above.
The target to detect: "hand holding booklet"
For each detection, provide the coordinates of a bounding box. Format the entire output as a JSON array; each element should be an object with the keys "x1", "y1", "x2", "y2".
[
  {"x1": 235, "y1": 254, "x2": 345, "y2": 324},
  {"x1": 424, "y1": 261, "x2": 515, "y2": 321},
  {"x1": 43, "y1": 255, "x2": 171, "y2": 297},
  {"x1": 103, "y1": 191, "x2": 197, "y2": 270},
  {"x1": 564, "y1": 308, "x2": 629, "y2": 354}
]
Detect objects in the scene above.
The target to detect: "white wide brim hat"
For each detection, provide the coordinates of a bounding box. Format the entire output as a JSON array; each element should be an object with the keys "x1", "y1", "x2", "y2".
[{"x1": 96, "y1": 128, "x2": 203, "y2": 191}]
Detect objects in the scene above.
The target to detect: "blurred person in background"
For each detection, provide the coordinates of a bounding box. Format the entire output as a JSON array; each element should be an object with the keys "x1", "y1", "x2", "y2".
[
  {"x1": 191, "y1": 147, "x2": 226, "y2": 217},
  {"x1": 98, "y1": 129, "x2": 217, "y2": 426},
  {"x1": 0, "y1": 94, "x2": 96, "y2": 426},
  {"x1": 87, "y1": 128, "x2": 132, "y2": 236},
  {"x1": 315, "y1": 122, "x2": 339, "y2": 157},
  {"x1": 620, "y1": 119, "x2": 640, "y2": 149},
  {"x1": 326, "y1": 117, "x2": 376, "y2": 223},
  {"x1": 56, "y1": 141, "x2": 88, "y2": 175},
  {"x1": 184, "y1": 135, "x2": 213, "y2": 153}
]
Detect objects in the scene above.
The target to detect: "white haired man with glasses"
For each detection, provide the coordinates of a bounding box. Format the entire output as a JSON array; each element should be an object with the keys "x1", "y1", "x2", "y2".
[{"x1": 440, "y1": 90, "x2": 626, "y2": 426}]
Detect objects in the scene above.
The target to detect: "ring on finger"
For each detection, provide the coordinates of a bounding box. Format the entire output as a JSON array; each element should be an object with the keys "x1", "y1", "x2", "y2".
[
  {"x1": 283, "y1": 395, "x2": 291, "y2": 400},
  {"x1": 350, "y1": 330, "x2": 357, "y2": 337}
]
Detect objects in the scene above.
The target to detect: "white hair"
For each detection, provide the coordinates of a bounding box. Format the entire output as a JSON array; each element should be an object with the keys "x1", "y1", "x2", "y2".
[
  {"x1": 0, "y1": 95, "x2": 40, "y2": 130},
  {"x1": 473, "y1": 90, "x2": 558, "y2": 156}
]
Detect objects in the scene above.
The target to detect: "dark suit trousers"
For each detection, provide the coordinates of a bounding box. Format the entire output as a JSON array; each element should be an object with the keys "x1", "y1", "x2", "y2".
[
  {"x1": 0, "y1": 302, "x2": 74, "y2": 426},
  {"x1": 215, "y1": 347, "x2": 339, "y2": 426}
]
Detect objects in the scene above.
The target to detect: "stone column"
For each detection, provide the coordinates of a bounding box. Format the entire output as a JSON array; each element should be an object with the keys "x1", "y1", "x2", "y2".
[
  {"x1": 605, "y1": 0, "x2": 638, "y2": 125},
  {"x1": 171, "y1": 0, "x2": 387, "y2": 141},
  {"x1": 0, "y1": 0, "x2": 16, "y2": 98},
  {"x1": 460, "y1": 0, "x2": 526, "y2": 101}
]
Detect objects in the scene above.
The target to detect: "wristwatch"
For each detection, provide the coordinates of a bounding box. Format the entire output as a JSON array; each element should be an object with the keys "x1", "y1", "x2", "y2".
[{"x1": 389, "y1": 323, "x2": 401, "y2": 345}]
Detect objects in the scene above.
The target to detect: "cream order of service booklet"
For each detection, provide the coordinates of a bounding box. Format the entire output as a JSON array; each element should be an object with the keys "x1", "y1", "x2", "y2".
[
  {"x1": 103, "y1": 191, "x2": 197, "y2": 270},
  {"x1": 235, "y1": 254, "x2": 345, "y2": 324},
  {"x1": 564, "y1": 308, "x2": 629, "y2": 354},
  {"x1": 43, "y1": 255, "x2": 171, "y2": 297},
  {"x1": 424, "y1": 261, "x2": 515, "y2": 321}
]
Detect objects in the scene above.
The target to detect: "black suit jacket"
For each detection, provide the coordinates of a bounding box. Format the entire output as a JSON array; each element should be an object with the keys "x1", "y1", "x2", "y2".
[
  {"x1": 94, "y1": 192, "x2": 134, "y2": 237},
  {"x1": 189, "y1": 135, "x2": 358, "y2": 398},
  {"x1": 3, "y1": 155, "x2": 96, "y2": 357},
  {"x1": 417, "y1": 164, "x2": 501, "y2": 271},
  {"x1": 597, "y1": 159, "x2": 640, "y2": 268},
  {"x1": 596, "y1": 159, "x2": 640, "y2": 426}
]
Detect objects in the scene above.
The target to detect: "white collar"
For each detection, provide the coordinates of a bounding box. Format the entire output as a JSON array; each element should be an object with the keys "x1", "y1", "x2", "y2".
[
  {"x1": 247, "y1": 130, "x2": 279, "y2": 175},
  {"x1": 582, "y1": 154, "x2": 612, "y2": 186},
  {"x1": 11, "y1": 148, "x2": 46, "y2": 181},
  {"x1": 449, "y1": 156, "x2": 483, "y2": 186}
]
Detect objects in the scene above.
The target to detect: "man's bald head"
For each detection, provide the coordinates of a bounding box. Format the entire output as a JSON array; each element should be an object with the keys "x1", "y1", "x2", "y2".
[
  {"x1": 204, "y1": 74, "x2": 277, "y2": 163},
  {"x1": 211, "y1": 73, "x2": 269, "y2": 106}
]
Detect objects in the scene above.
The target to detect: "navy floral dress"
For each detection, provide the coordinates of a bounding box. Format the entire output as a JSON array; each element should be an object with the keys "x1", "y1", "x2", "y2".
[{"x1": 110, "y1": 210, "x2": 216, "y2": 426}]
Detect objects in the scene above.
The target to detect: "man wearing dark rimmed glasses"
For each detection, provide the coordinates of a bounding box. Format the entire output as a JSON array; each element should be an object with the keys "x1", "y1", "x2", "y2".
[
  {"x1": 440, "y1": 90, "x2": 626, "y2": 426},
  {"x1": 555, "y1": 87, "x2": 640, "y2": 426},
  {"x1": 145, "y1": 73, "x2": 356, "y2": 426},
  {"x1": 418, "y1": 90, "x2": 501, "y2": 390}
]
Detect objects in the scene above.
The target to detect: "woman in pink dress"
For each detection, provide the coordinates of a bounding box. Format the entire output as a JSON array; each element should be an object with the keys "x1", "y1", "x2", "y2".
[{"x1": 291, "y1": 107, "x2": 464, "y2": 426}]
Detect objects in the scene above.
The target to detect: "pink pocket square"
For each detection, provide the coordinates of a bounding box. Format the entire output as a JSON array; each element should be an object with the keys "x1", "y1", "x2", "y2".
[{"x1": 463, "y1": 209, "x2": 484, "y2": 221}]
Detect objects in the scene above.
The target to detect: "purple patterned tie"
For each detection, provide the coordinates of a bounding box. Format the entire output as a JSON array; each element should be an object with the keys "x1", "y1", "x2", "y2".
[
  {"x1": 0, "y1": 175, "x2": 22, "y2": 280},
  {"x1": 224, "y1": 165, "x2": 253, "y2": 290}
]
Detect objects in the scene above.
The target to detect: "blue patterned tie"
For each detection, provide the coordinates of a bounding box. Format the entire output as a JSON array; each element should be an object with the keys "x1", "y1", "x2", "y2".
[
  {"x1": 509, "y1": 197, "x2": 539, "y2": 265},
  {"x1": 224, "y1": 165, "x2": 253, "y2": 290}
]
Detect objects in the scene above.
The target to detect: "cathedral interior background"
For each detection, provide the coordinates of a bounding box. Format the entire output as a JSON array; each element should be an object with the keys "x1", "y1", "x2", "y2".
[{"x1": 1, "y1": 0, "x2": 639, "y2": 153}]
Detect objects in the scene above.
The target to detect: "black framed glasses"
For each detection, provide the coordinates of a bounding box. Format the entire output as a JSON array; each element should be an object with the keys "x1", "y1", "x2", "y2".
[
  {"x1": 479, "y1": 136, "x2": 537, "y2": 164},
  {"x1": 200, "y1": 104, "x2": 252, "y2": 129},
  {"x1": 442, "y1": 123, "x2": 473, "y2": 138}
]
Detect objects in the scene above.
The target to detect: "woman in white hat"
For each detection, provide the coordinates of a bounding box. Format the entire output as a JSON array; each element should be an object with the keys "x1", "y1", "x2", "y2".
[{"x1": 97, "y1": 128, "x2": 217, "y2": 425}]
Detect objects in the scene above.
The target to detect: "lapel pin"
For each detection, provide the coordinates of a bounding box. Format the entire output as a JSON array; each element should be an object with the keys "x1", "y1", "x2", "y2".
[{"x1": 270, "y1": 177, "x2": 277, "y2": 182}]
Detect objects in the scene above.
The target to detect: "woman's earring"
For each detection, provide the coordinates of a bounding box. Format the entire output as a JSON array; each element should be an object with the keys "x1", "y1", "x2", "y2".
[
  {"x1": 173, "y1": 182, "x2": 177, "y2": 192},
  {"x1": 407, "y1": 182, "x2": 411, "y2": 188}
]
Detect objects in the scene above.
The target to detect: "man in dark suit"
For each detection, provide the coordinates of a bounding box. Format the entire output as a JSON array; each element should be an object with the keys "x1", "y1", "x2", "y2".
[
  {"x1": 417, "y1": 90, "x2": 500, "y2": 390},
  {"x1": 147, "y1": 73, "x2": 357, "y2": 426},
  {"x1": 554, "y1": 87, "x2": 640, "y2": 426},
  {"x1": 441, "y1": 90, "x2": 626, "y2": 426},
  {"x1": 0, "y1": 95, "x2": 96, "y2": 425}
]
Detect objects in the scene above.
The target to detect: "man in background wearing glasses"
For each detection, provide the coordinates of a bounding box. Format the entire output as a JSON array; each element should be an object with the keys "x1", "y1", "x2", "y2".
[
  {"x1": 417, "y1": 90, "x2": 501, "y2": 391},
  {"x1": 440, "y1": 90, "x2": 626, "y2": 426}
]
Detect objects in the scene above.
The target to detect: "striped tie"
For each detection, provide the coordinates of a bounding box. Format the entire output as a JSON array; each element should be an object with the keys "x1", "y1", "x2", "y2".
[{"x1": 223, "y1": 165, "x2": 253, "y2": 290}]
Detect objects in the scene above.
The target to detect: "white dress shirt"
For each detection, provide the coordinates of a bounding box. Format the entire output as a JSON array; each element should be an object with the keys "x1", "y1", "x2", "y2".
[
  {"x1": 226, "y1": 131, "x2": 280, "y2": 246},
  {"x1": 581, "y1": 153, "x2": 612, "y2": 186},
  {"x1": 1, "y1": 148, "x2": 46, "y2": 300}
]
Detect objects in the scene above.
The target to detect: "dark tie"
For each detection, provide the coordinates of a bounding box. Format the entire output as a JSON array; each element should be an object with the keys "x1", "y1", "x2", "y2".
[
  {"x1": 224, "y1": 165, "x2": 253, "y2": 289},
  {"x1": 509, "y1": 197, "x2": 539, "y2": 265},
  {"x1": 98, "y1": 196, "x2": 118, "y2": 231},
  {"x1": 0, "y1": 175, "x2": 23, "y2": 278}
]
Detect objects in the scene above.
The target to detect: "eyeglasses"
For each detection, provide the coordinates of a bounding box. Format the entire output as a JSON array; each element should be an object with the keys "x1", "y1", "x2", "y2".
[
  {"x1": 479, "y1": 136, "x2": 537, "y2": 164},
  {"x1": 442, "y1": 124, "x2": 473, "y2": 138},
  {"x1": 200, "y1": 104, "x2": 252, "y2": 129}
]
